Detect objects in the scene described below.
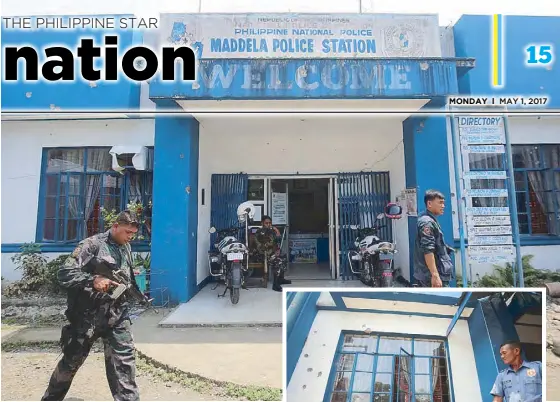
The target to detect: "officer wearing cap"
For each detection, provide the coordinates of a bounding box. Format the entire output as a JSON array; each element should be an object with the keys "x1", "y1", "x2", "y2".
[
  {"x1": 42, "y1": 210, "x2": 142, "y2": 401},
  {"x1": 491, "y1": 340, "x2": 542, "y2": 402}
]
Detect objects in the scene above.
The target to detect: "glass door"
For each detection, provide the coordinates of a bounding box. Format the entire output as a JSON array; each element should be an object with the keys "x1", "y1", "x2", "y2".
[
  {"x1": 396, "y1": 348, "x2": 413, "y2": 402},
  {"x1": 329, "y1": 177, "x2": 339, "y2": 279},
  {"x1": 270, "y1": 180, "x2": 290, "y2": 270}
]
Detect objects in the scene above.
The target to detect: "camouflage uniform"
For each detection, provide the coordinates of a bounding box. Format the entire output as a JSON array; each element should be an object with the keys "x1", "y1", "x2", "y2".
[
  {"x1": 41, "y1": 230, "x2": 140, "y2": 401},
  {"x1": 251, "y1": 228, "x2": 288, "y2": 290}
]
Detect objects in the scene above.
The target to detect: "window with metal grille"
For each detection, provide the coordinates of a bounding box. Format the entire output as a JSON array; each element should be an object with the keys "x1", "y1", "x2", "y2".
[
  {"x1": 37, "y1": 147, "x2": 153, "y2": 243},
  {"x1": 468, "y1": 144, "x2": 560, "y2": 236},
  {"x1": 326, "y1": 333, "x2": 453, "y2": 402}
]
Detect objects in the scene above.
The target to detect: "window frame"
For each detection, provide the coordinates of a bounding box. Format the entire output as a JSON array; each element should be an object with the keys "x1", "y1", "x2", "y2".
[
  {"x1": 511, "y1": 144, "x2": 559, "y2": 237},
  {"x1": 323, "y1": 331, "x2": 455, "y2": 402},
  {"x1": 36, "y1": 146, "x2": 153, "y2": 246},
  {"x1": 468, "y1": 143, "x2": 560, "y2": 239}
]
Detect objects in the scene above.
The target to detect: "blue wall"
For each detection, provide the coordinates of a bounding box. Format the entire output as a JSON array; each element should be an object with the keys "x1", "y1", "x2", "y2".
[
  {"x1": 468, "y1": 301, "x2": 499, "y2": 402},
  {"x1": 150, "y1": 108, "x2": 200, "y2": 304},
  {"x1": 454, "y1": 15, "x2": 560, "y2": 107},
  {"x1": 286, "y1": 291, "x2": 321, "y2": 384},
  {"x1": 402, "y1": 111, "x2": 455, "y2": 281},
  {"x1": 1, "y1": 15, "x2": 142, "y2": 111},
  {"x1": 467, "y1": 295, "x2": 523, "y2": 401}
]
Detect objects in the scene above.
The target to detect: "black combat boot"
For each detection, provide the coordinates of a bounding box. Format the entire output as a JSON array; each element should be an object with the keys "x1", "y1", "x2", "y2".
[
  {"x1": 278, "y1": 272, "x2": 292, "y2": 285},
  {"x1": 272, "y1": 275, "x2": 283, "y2": 292}
]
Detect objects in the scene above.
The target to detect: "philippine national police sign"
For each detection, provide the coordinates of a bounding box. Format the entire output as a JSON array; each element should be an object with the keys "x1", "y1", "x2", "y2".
[{"x1": 158, "y1": 13, "x2": 442, "y2": 59}]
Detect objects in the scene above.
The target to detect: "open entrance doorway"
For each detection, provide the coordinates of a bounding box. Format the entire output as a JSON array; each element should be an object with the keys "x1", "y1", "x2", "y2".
[
  {"x1": 247, "y1": 176, "x2": 337, "y2": 281},
  {"x1": 272, "y1": 178, "x2": 331, "y2": 281}
]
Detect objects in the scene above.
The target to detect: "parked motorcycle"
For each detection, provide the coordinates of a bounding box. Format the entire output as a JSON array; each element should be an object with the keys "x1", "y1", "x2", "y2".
[
  {"x1": 347, "y1": 203, "x2": 403, "y2": 287},
  {"x1": 207, "y1": 202, "x2": 256, "y2": 305}
]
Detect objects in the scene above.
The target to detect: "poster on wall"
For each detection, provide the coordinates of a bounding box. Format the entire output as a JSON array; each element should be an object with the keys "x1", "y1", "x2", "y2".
[
  {"x1": 405, "y1": 188, "x2": 418, "y2": 217},
  {"x1": 271, "y1": 192, "x2": 287, "y2": 225},
  {"x1": 289, "y1": 239, "x2": 318, "y2": 264},
  {"x1": 159, "y1": 13, "x2": 442, "y2": 59}
]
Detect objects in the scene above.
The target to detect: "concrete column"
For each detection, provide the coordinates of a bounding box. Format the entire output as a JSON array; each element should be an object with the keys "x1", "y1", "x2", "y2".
[
  {"x1": 402, "y1": 108, "x2": 454, "y2": 282},
  {"x1": 150, "y1": 109, "x2": 200, "y2": 305}
]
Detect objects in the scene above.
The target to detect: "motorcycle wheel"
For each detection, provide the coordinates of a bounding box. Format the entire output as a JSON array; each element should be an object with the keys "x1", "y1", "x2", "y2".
[
  {"x1": 360, "y1": 262, "x2": 375, "y2": 287},
  {"x1": 230, "y1": 287, "x2": 240, "y2": 305},
  {"x1": 230, "y1": 262, "x2": 242, "y2": 305}
]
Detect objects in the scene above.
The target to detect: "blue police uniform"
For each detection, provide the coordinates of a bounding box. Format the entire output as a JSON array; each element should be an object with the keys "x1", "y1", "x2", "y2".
[{"x1": 490, "y1": 361, "x2": 542, "y2": 402}]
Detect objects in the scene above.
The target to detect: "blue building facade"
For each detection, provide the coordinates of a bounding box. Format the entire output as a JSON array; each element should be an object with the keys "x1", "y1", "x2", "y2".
[{"x1": 2, "y1": 13, "x2": 559, "y2": 304}]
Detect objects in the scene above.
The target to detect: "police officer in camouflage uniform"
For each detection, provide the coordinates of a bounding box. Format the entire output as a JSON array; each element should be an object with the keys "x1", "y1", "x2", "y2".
[
  {"x1": 413, "y1": 190, "x2": 454, "y2": 288},
  {"x1": 253, "y1": 215, "x2": 291, "y2": 292},
  {"x1": 42, "y1": 210, "x2": 141, "y2": 401},
  {"x1": 491, "y1": 340, "x2": 542, "y2": 402}
]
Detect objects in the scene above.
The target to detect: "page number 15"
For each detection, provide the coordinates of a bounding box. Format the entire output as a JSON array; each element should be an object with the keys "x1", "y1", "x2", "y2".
[{"x1": 526, "y1": 44, "x2": 554, "y2": 65}]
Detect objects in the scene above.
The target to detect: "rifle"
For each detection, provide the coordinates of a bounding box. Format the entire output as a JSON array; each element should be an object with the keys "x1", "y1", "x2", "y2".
[{"x1": 86, "y1": 255, "x2": 159, "y2": 314}]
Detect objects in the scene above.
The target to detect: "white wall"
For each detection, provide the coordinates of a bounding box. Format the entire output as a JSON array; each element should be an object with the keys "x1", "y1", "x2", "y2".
[
  {"x1": 447, "y1": 116, "x2": 560, "y2": 277},
  {"x1": 286, "y1": 309, "x2": 482, "y2": 402},
  {"x1": 1, "y1": 118, "x2": 155, "y2": 280},
  {"x1": 196, "y1": 116, "x2": 409, "y2": 284}
]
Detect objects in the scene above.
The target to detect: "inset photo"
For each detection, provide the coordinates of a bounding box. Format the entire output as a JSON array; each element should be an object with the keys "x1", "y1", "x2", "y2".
[{"x1": 285, "y1": 289, "x2": 544, "y2": 402}]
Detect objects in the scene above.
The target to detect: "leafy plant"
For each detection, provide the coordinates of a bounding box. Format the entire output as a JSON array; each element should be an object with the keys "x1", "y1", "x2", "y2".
[
  {"x1": 133, "y1": 252, "x2": 151, "y2": 272},
  {"x1": 45, "y1": 254, "x2": 71, "y2": 293},
  {"x1": 473, "y1": 254, "x2": 560, "y2": 288},
  {"x1": 100, "y1": 201, "x2": 151, "y2": 241},
  {"x1": 4, "y1": 244, "x2": 70, "y2": 296}
]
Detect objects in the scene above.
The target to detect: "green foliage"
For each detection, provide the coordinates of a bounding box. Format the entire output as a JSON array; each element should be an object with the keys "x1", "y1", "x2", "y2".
[
  {"x1": 45, "y1": 254, "x2": 71, "y2": 292},
  {"x1": 133, "y1": 252, "x2": 151, "y2": 272},
  {"x1": 455, "y1": 275, "x2": 473, "y2": 288},
  {"x1": 5, "y1": 243, "x2": 70, "y2": 296},
  {"x1": 468, "y1": 254, "x2": 560, "y2": 288},
  {"x1": 100, "y1": 201, "x2": 151, "y2": 241}
]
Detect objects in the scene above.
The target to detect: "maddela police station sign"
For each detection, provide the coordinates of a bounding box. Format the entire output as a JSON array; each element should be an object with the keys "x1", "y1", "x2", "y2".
[
  {"x1": 150, "y1": 13, "x2": 462, "y2": 100},
  {"x1": 159, "y1": 13, "x2": 442, "y2": 59}
]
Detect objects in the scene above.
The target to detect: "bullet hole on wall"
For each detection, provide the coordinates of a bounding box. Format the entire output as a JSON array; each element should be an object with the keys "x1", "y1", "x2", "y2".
[
  {"x1": 307, "y1": 368, "x2": 313, "y2": 372},
  {"x1": 304, "y1": 354, "x2": 309, "y2": 358},
  {"x1": 317, "y1": 372, "x2": 323, "y2": 377},
  {"x1": 302, "y1": 385, "x2": 307, "y2": 390}
]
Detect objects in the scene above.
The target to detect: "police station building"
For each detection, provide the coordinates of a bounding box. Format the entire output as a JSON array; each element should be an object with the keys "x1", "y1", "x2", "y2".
[
  {"x1": 286, "y1": 291, "x2": 543, "y2": 402},
  {"x1": 2, "y1": 13, "x2": 559, "y2": 304}
]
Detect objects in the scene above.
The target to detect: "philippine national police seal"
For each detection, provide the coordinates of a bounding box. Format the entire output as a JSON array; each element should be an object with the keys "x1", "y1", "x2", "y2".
[{"x1": 383, "y1": 22, "x2": 425, "y2": 57}]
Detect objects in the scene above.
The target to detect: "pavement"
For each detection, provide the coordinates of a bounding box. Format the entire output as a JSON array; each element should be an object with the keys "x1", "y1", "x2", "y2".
[
  {"x1": 160, "y1": 285, "x2": 282, "y2": 327},
  {"x1": 1, "y1": 308, "x2": 283, "y2": 390}
]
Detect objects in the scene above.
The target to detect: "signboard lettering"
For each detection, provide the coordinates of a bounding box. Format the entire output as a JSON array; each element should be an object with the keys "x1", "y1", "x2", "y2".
[
  {"x1": 465, "y1": 189, "x2": 509, "y2": 197},
  {"x1": 469, "y1": 245, "x2": 515, "y2": 255},
  {"x1": 467, "y1": 215, "x2": 511, "y2": 226},
  {"x1": 461, "y1": 145, "x2": 505, "y2": 154},
  {"x1": 467, "y1": 236, "x2": 513, "y2": 245},
  {"x1": 454, "y1": 113, "x2": 518, "y2": 265},
  {"x1": 189, "y1": 60, "x2": 414, "y2": 92},
  {"x1": 160, "y1": 13, "x2": 441, "y2": 59},
  {"x1": 469, "y1": 254, "x2": 515, "y2": 264},
  {"x1": 459, "y1": 134, "x2": 506, "y2": 144},
  {"x1": 463, "y1": 171, "x2": 507, "y2": 179},
  {"x1": 468, "y1": 225, "x2": 513, "y2": 236},
  {"x1": 466, "y1": 207, "x2": 510, "y2": 216}
]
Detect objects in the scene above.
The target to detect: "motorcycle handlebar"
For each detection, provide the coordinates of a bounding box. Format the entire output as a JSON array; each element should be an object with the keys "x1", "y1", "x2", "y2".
[
  {"x1": 215, "y1": 227, "x2": 240, "y2": 234},
  {"x1": 352, "y1": 225, "x2": 386, "y2": 234}
]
